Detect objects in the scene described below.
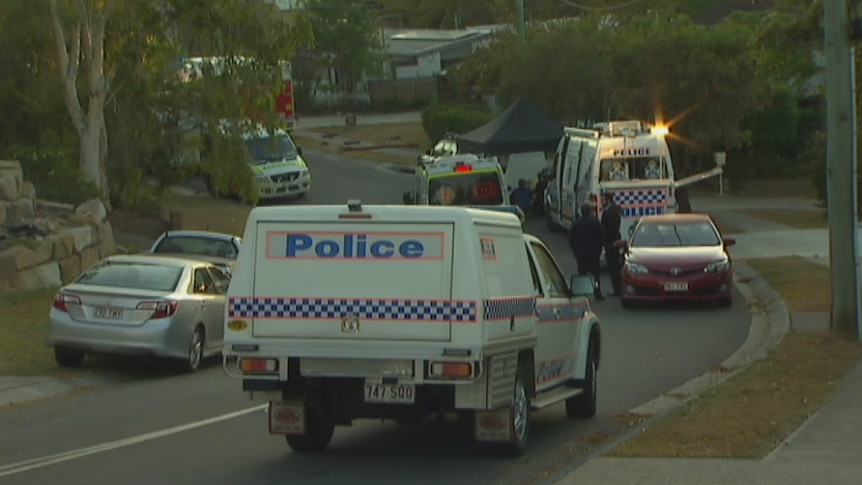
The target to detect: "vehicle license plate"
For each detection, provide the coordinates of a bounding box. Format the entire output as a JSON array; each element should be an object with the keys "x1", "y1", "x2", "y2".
[
  {"x1": 94, "y1": 306, "x2": 124, "y2": 320},
  {"x1": 364, "y1": 381, "x2": 415, "y2": 404},
  {"x1": 664, "y1": 282, "x2": 689, "y2": 292}
]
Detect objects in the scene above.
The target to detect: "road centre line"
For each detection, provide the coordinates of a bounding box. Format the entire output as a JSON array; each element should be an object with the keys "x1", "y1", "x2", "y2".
[{"x1": 0, "y1": 404, "x2": 266, "y2": 478}]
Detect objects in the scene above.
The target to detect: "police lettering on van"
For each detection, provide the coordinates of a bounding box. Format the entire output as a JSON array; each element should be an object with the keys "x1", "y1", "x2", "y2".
[{"x1": 266, "y1": 232, "x2": 445, "y2": 260}]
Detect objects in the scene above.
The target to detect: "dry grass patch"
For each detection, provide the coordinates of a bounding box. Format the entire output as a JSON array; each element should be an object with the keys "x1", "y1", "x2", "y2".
[
  {"x1": 291, "y1": 122, "x2": 429, "y2": 166},
  {"x1": 292, "y1": 134, "x2": 418, "y2": 166},
  {"x1": 608, "y1": 332, "x2": 862, "y2": 458},
  {"x1": 0, "y1": 289, "x2": 91, "y2": 377},
  {"x1": 743, "y1": 209, "x2": 827, "y2": 230},
  {"x1": 747, "y1": 256, "x2": 831, "y2": 313},
  {"x1": 309, "y1": 122, "x2": 429, "y2": 149},
  {"x1": 605, "y1": 255, "x2": 859, "y2": 458},
  {"x1": 163, "y1": 194, "x2": 251, "y2": 236}
]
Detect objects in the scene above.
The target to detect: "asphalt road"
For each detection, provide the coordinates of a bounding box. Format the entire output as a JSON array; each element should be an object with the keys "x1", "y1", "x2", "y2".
[{"x1": 0, "y1": 148, "x2": 751, "y2": 485}]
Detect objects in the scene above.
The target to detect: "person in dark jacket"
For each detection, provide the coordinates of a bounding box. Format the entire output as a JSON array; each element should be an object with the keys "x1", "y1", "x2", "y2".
[
  {"x1": 569, "y1": 201, "x2": 605, "y2": 300},
  {"x1": 600, "y1": 192, "x2": 623, "y2": 296}
]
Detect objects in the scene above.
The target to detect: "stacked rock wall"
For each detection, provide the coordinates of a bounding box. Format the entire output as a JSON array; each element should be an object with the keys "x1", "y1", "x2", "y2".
[{"x1": 0, "y1": 160, "x2": 116, "y2": 295}]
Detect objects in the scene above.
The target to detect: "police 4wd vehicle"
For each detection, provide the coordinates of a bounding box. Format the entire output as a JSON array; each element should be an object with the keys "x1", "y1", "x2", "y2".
[
  {"x1": 206, "y1": 123, "x2": 311, "y2": 201},
  {"x1": 223, "y1": 201, "x2": 602, "y2": 456},
  {"x1": 402, "y1": 154, "x2": 525, "y2": 223}
]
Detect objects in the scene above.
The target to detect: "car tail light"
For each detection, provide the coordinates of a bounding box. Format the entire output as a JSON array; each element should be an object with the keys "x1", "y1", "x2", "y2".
[
  {"x1": 52, "y1": 292, "x2": 81, "y2": 312},
  {"x1": 137, "y1": 301, "x2": 179, "y2": 319}
]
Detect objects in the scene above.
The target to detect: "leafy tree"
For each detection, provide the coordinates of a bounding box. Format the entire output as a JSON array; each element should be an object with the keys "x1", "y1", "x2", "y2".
[
  {"x1": 48, "y1": 0, "x2": 115, "y2": 199},
  {"x1": 296, "y1": 0, "x2": 385, "y2": 100}
]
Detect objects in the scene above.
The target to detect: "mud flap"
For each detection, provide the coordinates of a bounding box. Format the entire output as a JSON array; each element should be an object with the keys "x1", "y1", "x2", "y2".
[
  {"x1": 474, "y1": 408, "x2": 513, "y2": 442},
  {"x1": 269, "y1": 401, "x2": 305, "y2": 435}
]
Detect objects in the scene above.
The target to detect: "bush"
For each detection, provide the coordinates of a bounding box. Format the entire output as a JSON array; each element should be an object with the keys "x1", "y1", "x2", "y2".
[
  {"x1": 421, "y1": 102, "x2": 495, "y2": 142},
  {"x1": 11, "y1": 146, "x2": 100, "y2": 205}
]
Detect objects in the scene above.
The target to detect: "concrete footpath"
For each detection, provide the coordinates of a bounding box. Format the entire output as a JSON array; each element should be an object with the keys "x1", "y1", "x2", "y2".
[{"x1": 553, "y1": 195, "x2": 862, "y2": 485}]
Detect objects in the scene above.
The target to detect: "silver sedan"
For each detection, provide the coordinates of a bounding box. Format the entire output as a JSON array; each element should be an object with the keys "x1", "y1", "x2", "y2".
[{"x1": 46, "y1": 254, "x2": 230, "y2": 372}]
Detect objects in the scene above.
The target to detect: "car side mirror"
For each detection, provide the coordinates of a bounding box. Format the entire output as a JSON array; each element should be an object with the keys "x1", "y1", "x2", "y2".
[
  {"x1": 570, "y1": 275, "x2": 596, "y2": 298},
  {"x1": 723, "y1": 237, "x2": 736, "y2": 247},
  {"x1": 402, "y1": 191, "x2": 415, "y2": 205},
  {"x1": 296, "y1": 146, "x2": 303, "y2": 157}
]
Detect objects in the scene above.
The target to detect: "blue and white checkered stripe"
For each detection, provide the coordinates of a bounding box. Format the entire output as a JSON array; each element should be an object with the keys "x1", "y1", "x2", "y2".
[
  {"x1": 614, "y1": 189, "x2": 667, "y2": 205},
  {"x1": 537, "y1": 303, "x2": 590, "y2": 323},
  {"x1": 229, "y1": 297, "x2": 478, "y2": 322},
  {"x1": 483, "y1": 297, "x2": 537, "y2": 321}
]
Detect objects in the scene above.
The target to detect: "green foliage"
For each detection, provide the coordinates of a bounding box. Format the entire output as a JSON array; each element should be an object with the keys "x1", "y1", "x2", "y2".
[
  {"x1": 296, "y1": 0, "x2": 385, "y2": 97},
  {"x1": 421, "y1": 102, "x2": 494, "y2": 142},
  {"x1": 11, "y1": 146, "x2": 99, "y2": 205}
]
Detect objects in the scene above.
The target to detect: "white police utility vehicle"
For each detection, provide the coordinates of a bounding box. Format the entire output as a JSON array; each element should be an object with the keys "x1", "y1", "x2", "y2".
[
  {"x1": 223, "y1": 201, "x2": 602, "y2": 456},
  {"x1": 402, "y1": 154, "x2": 525, "y2": 223}
]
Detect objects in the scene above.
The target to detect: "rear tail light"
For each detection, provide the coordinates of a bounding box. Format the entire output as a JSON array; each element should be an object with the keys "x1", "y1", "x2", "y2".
[
  {"x1": 429, "y1": 361, "x2": 473, "y2": 379},
  {"x1": 137, "y1": 301, "x2": 179, "y2": 319},
  {"x1": 52, "y1": 292, "x2": 81, "y2": 312},
  {"x1": 240, "y1": 358, "x2": 279, "y2": 374}
]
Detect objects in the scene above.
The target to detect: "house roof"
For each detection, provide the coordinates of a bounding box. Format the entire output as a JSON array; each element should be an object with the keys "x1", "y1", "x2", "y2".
[{"x1": 384, "y1": 29, "x2": 488, "y2": 58}]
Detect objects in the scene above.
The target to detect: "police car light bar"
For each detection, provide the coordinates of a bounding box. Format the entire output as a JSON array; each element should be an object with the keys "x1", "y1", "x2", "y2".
[{"x1": 454, "y1": 164, "x2": 472, "y2": 172}]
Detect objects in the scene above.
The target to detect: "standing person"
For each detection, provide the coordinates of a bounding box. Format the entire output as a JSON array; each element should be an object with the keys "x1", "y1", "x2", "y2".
[
  {"x1": 569, "y1": 202, "x2": 605, "y2": 300},
  {"x1": 600, "y1": 192, "x2": 622, "y2": 297},
  {"x1": 510, "y1": 179, "x2": 534, "y2": 216},
  {"x1": 532, "y1": 170, "x2": 548, "y2": 217}
]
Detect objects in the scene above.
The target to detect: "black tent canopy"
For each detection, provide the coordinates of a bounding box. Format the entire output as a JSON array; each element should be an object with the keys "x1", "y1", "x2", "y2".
[{"x1": 455, "y1": 99, "x2": 563, "y2": 155}]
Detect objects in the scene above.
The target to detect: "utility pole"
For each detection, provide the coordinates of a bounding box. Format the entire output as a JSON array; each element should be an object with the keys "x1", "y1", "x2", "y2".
[
  {"x1": 515, "y1": 0, "x2": 526, "y2": 45},
  {"x1": 824, "y1": 0, "x2": 861, "y2": 341}
]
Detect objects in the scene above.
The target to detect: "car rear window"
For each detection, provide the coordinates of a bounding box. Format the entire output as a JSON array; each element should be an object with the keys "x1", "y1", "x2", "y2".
[
  {"x1": 154, "y1": 236, "x2": 238, "y2": 259},
  {"x1": 631, "y1": 221, "x2": 720, "y2": 247},
  {"x1": 75, "y1": 262, "x2": 184, "y2": 291}
]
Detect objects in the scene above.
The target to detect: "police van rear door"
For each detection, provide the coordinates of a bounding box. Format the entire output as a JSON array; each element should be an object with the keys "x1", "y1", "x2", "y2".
[{"x1": 250, "y1": 220, "x2": 456, "y2": 342}]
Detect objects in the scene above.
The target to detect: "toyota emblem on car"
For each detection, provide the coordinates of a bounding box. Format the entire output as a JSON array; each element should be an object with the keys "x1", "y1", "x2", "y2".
[{"x1": 670, "y1": 267, "x2": 682, "y2": 276}]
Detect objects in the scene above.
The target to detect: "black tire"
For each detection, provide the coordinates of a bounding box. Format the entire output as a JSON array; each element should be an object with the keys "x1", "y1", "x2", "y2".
[
  {"x1": 566, "y1": 342, "x2": 597, "y2": 419},
  {"x1": 621, "y1": 298, "x2": 633, "y2": 309},
  {"x1": 54, "y1": 347, "x2": 85, "y2": 368},
  {"x1": 182, "y1": 327, "x2": 205, "y2": 373},
  {"x1": 285, "y1": 408, "x2": 335, "y2": 453},
  {"x1": 718, "y1": 296, "x2": 732, "y2": 308},
  {"x1": 490, "y1": 367, "x2": 531, "y2": 457}
]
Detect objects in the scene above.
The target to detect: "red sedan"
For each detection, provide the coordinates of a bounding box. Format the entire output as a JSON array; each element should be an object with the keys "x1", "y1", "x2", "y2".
[{"x1": 617, "y1": 214, "x2": 736, "y2": 308}]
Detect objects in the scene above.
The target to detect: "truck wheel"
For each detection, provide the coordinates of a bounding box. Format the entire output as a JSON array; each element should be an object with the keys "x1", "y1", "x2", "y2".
[
  {"x1": 490, "y1": 367, "x2": 531, "y2": 457},
  {"x1": 566, "y1": 343, "x2": 597, "y2": 419},
  {"x1": 285, "y1": 408, "x2": 335, "y2": 453}
]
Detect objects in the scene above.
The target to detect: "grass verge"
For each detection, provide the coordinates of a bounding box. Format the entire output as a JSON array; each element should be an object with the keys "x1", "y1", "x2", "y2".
[
  {"x1": 607, "y1": 256, "x2": 861, "y2": 458},
  {"x1": 743, "y1": 209, "x2": 827, "y2": 230},
  {"x1": 291, "y1": 121, "x2": 429, "y2": 166},
  {"x1": 163, "y1": 193, "x2": 252, "y2": 236},
  {"x1": 0, "y1": 288, "x2": 90, "y2": 378}
]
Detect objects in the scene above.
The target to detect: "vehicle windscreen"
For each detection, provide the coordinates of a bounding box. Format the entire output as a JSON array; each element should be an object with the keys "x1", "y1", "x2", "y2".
[
  {"x1": 631, "y1": 221, "x2": 720, "y2": 247},
  {"x1": 245, "y1": 135, "x2": 297, "y2": 164},
  {"x1": 599, "y1": 156, "x2": 668, "y2": 181},
  {"x1": 75, "y1": 262, "x2": 184, "y2": 291},
  {"x1": 427, "y1": 171, "x2": 504, "y2": 205},
  {"x1": 153, "y1": 236, "x2": 238, "y2": 259}
]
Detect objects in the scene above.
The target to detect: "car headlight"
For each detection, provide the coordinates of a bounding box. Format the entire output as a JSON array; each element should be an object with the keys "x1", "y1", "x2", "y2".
[
  {"x1": 624, "y1": 261, "x2": 648, "y2": 274},
  {"x1": 704, "y1": 259, "x2": 730, "y2": 273}
]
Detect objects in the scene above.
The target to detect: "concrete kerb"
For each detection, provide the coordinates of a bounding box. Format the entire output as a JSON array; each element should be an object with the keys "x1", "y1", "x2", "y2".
[{"x1": 542, "y1": 261, "x2": 792, "y2": 485}]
